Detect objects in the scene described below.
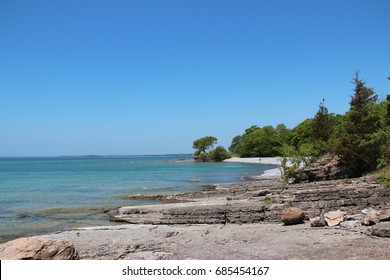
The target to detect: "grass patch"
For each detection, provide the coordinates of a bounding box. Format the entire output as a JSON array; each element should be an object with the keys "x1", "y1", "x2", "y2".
[
  {"x1": 378, "y1": 174, "x2": 390, "y2": 187},
  {"x1": 373, "y1": 165, "x2": 390, "y2": 187},
  {"x1": 263, "y1": 196, "x2": 274, "y2": 205}
]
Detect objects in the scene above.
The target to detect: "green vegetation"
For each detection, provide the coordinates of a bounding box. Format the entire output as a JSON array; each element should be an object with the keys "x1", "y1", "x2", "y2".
[
  {"x1": 191, "y1": 73, "x2": 389, "y2": 178},
  {"x1": 374, "y1": 166, "x2": 390, "y2": 187},
  {"x1": 192, "y1": 136, "x2": 231, "y2": 162},
  {"x1": 209, "y1": 146, "x2": 231, "y2": 162},
  {"x1": 379, "y1": 175, "x2": 390, "y2": 188},
  {"x1": 193, "y1": 136, "x2": 217, "y2": 155},
  {"x1": 332, "y1": 73, "x2": 385, "y2": 176},
  {"x1": 227, "y1": 72, "x2": 390, "y2": 177},
  {"x1": 263, "y1": 196, "x2": 274, "y2": 205}
]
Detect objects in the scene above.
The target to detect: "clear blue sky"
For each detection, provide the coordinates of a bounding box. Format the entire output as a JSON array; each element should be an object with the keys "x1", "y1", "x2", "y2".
[{"x1": 1, "y1": 0, "x2": 389, "y2": 156}]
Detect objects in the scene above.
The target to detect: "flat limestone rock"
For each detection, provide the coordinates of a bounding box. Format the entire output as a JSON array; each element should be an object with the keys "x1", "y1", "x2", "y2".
[
  {"x1": 0, "y1": 237, "x2": 79, "y2": 260},
  {"x1": 324, "y1": 210, "x2": 345, "y2": 227}
]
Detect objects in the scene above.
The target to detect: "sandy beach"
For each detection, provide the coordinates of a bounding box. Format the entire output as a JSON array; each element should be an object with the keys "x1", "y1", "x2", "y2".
[
  {"x1": 224, "y1": 157, "x2": 282, "y2": 165},
  {"x1": 224, "y1": 157, "x2": 282, "y2": 178}
]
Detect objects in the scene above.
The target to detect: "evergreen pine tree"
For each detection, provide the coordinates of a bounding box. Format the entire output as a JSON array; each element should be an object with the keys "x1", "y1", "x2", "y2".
[{"x1": 335, "y1": 72, "x2": 380, "y2": 176}]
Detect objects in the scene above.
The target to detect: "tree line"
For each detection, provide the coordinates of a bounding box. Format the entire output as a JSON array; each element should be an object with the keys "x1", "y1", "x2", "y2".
[{"x1": 194, "y1": 73, "x2": 390, "y2": 177}]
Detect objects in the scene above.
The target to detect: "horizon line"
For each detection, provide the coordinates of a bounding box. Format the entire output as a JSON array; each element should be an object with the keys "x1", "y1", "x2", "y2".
[{"x1": 0, "y1": 153, "x2": 194, "y2": 158}]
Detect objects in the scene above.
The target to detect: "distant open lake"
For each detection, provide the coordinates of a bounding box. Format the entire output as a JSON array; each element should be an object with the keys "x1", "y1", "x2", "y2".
[{"x1": 0, "y1": 155, "x2": 277, "y2": 243}]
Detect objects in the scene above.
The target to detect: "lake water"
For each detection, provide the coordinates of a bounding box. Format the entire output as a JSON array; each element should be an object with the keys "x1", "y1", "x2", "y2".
[{"x1": 0, "y1": 155, "x2": 277, "y2": 243}]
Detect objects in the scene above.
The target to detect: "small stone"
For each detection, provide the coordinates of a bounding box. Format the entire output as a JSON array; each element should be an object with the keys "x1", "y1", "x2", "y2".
[
  {"x1": 361, "y1": 210, "x2": 380, "y2": 226},
  {"x1": 310, "y1": 216, "x2": 325, "y2": 227},
  {"x1": 378, "y1": 209, "x2": 390, "y2": 222},
  {"x1": 324, "y1": 210, "x2": 345, "y2": 227},
  {"x1": 361, "y1": 217, "x2": 374, "y2": 226},
  {"x1": 281, "y1": 207, "x2": 305, "y2": 225},
  {"x1": 371, "y1": 222, "x2": 390, "y2": 238},
  {"x1": 253, "y1": 190, "x2": 270, "y2": 197}
]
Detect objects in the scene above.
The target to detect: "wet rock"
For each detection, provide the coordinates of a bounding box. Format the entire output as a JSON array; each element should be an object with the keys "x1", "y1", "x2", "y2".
[
  {"x1": 15, "y1": 214, "x2": 30, "y2": 219},
  {"x1": 324, "y1": 210, "x2": 345, "y2": 227},
  {"x1": 0, "y1": 237, "x2": 79, "y2": 260},
  {"x1": 281, "y1": 207, "x2": 305, "y2": 225},
  {"x1": 371, "y1": 222, "x2": 390, "y2": 237}
]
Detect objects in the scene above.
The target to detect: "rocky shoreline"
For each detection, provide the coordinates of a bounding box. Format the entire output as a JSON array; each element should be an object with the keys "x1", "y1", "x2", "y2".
[
  {"x1": 1, "y1": 175, "x2": 389, "y2": 260},
  {"x1": 111, "y1": 176, "x2": 389, "y2": 227}
]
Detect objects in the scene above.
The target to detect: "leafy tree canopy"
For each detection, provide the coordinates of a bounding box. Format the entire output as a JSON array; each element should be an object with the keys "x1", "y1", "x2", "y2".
[
  {"x1": 192, "y1": 136, "x2": 217, "y2": 155},
  {"x1": 207, "y1": 72, "x2": 390, "y2": 177}
]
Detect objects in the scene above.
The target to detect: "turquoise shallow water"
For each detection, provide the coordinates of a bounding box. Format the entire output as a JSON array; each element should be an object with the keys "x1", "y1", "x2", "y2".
[{"x1": 0, "y1": 155, "x2": 276, "y2": 243}]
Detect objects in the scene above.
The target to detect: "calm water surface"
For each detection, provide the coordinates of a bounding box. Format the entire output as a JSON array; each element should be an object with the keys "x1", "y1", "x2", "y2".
[{"x1": 0, "y1": 155, "x2": 277, "y2": 242}]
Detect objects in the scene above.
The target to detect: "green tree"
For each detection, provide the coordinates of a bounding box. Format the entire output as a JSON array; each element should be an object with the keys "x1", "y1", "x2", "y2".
[
  {"x1": 334, "y1": 73, "x2": 380, "y2": 176},
  {"x1": 209, "y1": 146, "x2": 231, "y2": 162},
  {"x1": 239, "y1": 126, "x2": 280, "y2": 157},
  {"x1": 310, "y1": 99, "x2": 334, "y2": 156},
  {"x1": 386, "y1": 94, "x2": 390, "y2": 126},
  {"x1": 311, "y1": 99, "x2": 333, "y2": 143},
  {"x1": 349, "y1": 72, "x2": 377, "y2": 111},
  {"x1": 192, "y1": 136, "x2": 218, "y2": 155},
  {"x1": 229, "y1": 135, "x2": 244, "y2": 155},
  {"x1": 289, "y1": 118, "x2": 313, "y2": 149},
  {"x1": 275, "y1": 123, "x2": 291, "y2": 146},
  {"x1": 229, "y1": 123, "x2": 291, "y2": 158}
]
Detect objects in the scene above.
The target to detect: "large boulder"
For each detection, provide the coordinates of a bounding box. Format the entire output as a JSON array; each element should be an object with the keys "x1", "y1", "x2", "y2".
[
  {"x1": 324, "y1": 210, "x2": 345, "y2": 227},
  {"x1": 281, "y1": 207, "x2": 305, "y2": 225},
  {"x1": 0, "y1": 237, "x2": 79, "y2": 260},
  {"x1": 290, "y1": 156, "x2": 353, "y2": 183}
]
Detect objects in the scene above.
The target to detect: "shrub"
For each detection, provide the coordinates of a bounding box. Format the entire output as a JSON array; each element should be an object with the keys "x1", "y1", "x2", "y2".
[{"x1": 209, "y1": 146, "x2": 231, "y2": 162}]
